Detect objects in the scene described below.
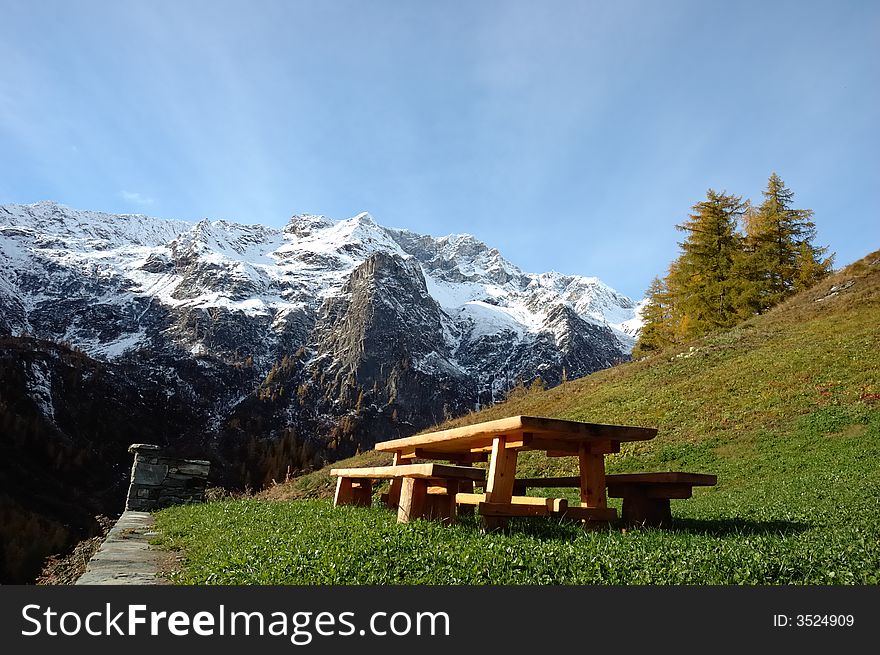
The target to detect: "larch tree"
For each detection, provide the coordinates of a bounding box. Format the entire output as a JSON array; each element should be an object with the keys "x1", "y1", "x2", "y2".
[
  {"x1": 633, "y1": 275, "x2": 676, "y2": 356},
  {"x1": 671, "y1": 189, "x2": 750, "y2": 335},
  {"x1": 633, "y1": 173, "x2": 833, "y2": 356},
  {"x1": 745, "y1": 173, "x2": 833, "y2": 310}
]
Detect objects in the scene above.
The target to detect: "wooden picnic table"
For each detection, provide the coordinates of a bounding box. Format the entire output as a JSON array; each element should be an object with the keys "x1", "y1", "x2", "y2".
[{"x1": 374, "y1": 415, "x2": 658, "y2": 529}]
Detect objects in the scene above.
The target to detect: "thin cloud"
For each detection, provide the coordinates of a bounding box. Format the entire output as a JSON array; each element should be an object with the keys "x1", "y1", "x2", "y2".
[{"x1": 120, "y1": 190, "x2": 155, "y2": 206}]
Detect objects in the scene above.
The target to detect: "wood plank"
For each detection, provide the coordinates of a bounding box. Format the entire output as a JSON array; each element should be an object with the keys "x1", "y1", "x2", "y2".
[
  {"x1": 469, "y1": 433, "x2": 533, "y2": 452},
  {"x1": 550, "y1": 497, "x2": 568, "y2": 513},
  {"x1": 427, "y1": 478, "x2": 464, "y2": 494},
  {"x1": 333, "y1": 477, "x2": 354, "y2": 506},
  {"x1": 578, "y1": 444, "x2": 607, "y2": 508},
  {"x1": 583, "y1": 440, "x2": 621, "y2": 455},
  {"x1": 456, "y1": 493, "x2": 567, "y2": 512},
  {"x1": 516, "y1": 473, "x2": 715, "y2": 494},
  {"x1": 605, "y1": 472, "x2": 717, "y2": 486},
  {"x1": 517, "y1": 437, "x2": 620, "y2": 455},
  {"x1": 397, "y1": 477, "x2": 428, "y2": 523},
  {"x1": 374, "y1": 415, "x2": 658, "y2": 453},
  {"x1": 330, "y1": 463, "x2": 486, "y2": 481},
  {"x1": 413, "y1": 449, "x2": 488, "y2": 464},
  {"x1": 503, "y1": 433, "x2": 532, "y2": 449},
  {"x1": 605, "y1": 483, "x2": 693, "y2": 500},
  {"x1": 515, "y1": 436, "x2": 577, "y2": 453}
]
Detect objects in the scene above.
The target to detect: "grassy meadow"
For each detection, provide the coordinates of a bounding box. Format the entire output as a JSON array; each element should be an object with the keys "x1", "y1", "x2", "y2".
[{"x1": 153, "y1": 251, "x2": 880, "y2": 584}]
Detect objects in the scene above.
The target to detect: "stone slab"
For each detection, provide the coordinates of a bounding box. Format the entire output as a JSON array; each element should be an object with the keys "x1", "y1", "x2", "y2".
[
  {"x1": 75, "y1": 511, "x2": 168, "y2": 585},
  {"x1": 133, "y1": 463, "x2": 169, "y2": 485}
]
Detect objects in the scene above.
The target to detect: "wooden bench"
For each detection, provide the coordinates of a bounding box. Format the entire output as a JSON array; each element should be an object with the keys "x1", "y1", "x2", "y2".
[
  {"x1": 513, "y1": 472, "x2": 717, "y2": 526},
  {"x1": 330, "y1": 463, "x2": 486, "y2": 524}
]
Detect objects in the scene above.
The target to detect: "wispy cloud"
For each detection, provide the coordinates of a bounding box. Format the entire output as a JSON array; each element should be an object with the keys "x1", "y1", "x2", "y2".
[{"x1": 120, "y1": 190, "x2": 154, "y2": 206}]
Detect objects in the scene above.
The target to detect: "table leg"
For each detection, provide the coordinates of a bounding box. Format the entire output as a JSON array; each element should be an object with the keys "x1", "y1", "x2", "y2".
[
  {"x1": 482, "y1": 435, "x2": 518, "y2": 531},
  {"x1": 578, "y1": 444, "x2": 607, "y2": 508}
]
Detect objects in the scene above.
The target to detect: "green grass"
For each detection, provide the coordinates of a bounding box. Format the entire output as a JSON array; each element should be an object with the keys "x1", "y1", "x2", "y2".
[{"x1": 153, "y1": 251, "x2": 880, "y2": 585}]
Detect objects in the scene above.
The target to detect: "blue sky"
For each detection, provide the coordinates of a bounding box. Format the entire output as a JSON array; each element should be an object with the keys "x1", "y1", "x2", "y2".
[{"x1": 1, "y1": 0, "x2": 877, "y2": 298}]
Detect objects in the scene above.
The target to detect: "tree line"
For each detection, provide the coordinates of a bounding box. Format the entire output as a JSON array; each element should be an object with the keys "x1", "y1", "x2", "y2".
[{"x1": 634, "y1": 173, "x2": 834, "y2": 356}]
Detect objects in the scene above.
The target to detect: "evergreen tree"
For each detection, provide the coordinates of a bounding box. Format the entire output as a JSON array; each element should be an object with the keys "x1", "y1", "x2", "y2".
[
  {"x1": 634, "y1": 174, "x2": 833, "y2": 353},
  {"x1": 672, "y1": 189, "x2": 749, "y2": 335},
  {"x1": 745, "y1": 173, "x2": 833, "y2": 309},
  {"x1": 633, "y1": 275, "x2": 676, "y2": 356}
]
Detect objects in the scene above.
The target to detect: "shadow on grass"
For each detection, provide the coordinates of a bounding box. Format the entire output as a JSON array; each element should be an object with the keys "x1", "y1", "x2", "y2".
[
  {"x1": 657, "y1": 517, "x2": 811, "y2": 537},
  {"x1": 468, "y1": 515, "x2": 812, "y2": 541}
]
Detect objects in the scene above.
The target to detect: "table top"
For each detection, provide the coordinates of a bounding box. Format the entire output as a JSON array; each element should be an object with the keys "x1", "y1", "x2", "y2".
[{"x1": 375, "y1": 415, "x2": 657, "y2": 455}]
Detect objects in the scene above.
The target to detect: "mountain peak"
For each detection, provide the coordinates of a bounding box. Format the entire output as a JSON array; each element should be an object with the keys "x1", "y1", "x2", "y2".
[
  {"x1": 284, "y1": 213, "x2": 334, "y2": 237},
  {"x1": 352, "y1": 211, "x2": 375, "y2": 224},
  {"x1": 1, "y1": 201, "x2": 642, "y2": 360}
]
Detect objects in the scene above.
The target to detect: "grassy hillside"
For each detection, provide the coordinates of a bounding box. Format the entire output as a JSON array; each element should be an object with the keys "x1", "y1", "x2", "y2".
[{"x1": 153, "y1": 250, "x2": 880, "y2": 584}]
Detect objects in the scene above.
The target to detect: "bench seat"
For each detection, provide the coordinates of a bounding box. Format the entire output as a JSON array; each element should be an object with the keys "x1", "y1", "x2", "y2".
[
  {"x1": 330, "y1": 463, "x2": 486, "y2": 481},
  {"x1": 605, "y1": 472, "x2": 716, "y2": 525},
  {"x1": 513, "y1": 471, "x2": 717, "y2": 526},
  {"x1": 331, "y1": 463, "x2": 485, "y2": 523}
]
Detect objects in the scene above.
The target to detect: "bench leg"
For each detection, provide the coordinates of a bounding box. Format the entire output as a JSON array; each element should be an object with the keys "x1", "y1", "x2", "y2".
[
  {"x1": 335, "y1": 478, "x2": 373, "y2": 508},
  {"x1": 334, "y1": 477, "x2": 354, "y2": 506},
  {"x1": 622, "y1": 495, "x2": 671, "y2": 527},
  {"x1": 397, "y1": 477, "x2": 428, "y2": 523}
]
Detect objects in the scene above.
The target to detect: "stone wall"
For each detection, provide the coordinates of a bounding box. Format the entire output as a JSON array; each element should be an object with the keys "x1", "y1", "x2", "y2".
[{"x1": 125, "y1": 444, "x2": 210, "y2": 511}]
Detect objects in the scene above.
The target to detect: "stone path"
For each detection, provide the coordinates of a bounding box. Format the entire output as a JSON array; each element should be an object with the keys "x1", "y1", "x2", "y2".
[{"x1": 75, "y1": 511, "x2": 169, "y2": 585}]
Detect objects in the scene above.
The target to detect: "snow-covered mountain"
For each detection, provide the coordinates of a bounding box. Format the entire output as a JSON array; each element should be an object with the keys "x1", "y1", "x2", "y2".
[
  {"x1": 0, "y1": 201, "x2": 641, "y2": 482},
  {"x1": 1, "y1": 201, "x2": 639, "y2": 367}
]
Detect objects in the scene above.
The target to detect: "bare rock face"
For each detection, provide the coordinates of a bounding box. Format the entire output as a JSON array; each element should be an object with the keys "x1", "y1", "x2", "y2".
[
  {"x1": 306, "y1": 252, "x2": 474, "y2": 449},
  {"x1": 313, "y1": 252, "x2": 459, "y2": 386}
]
